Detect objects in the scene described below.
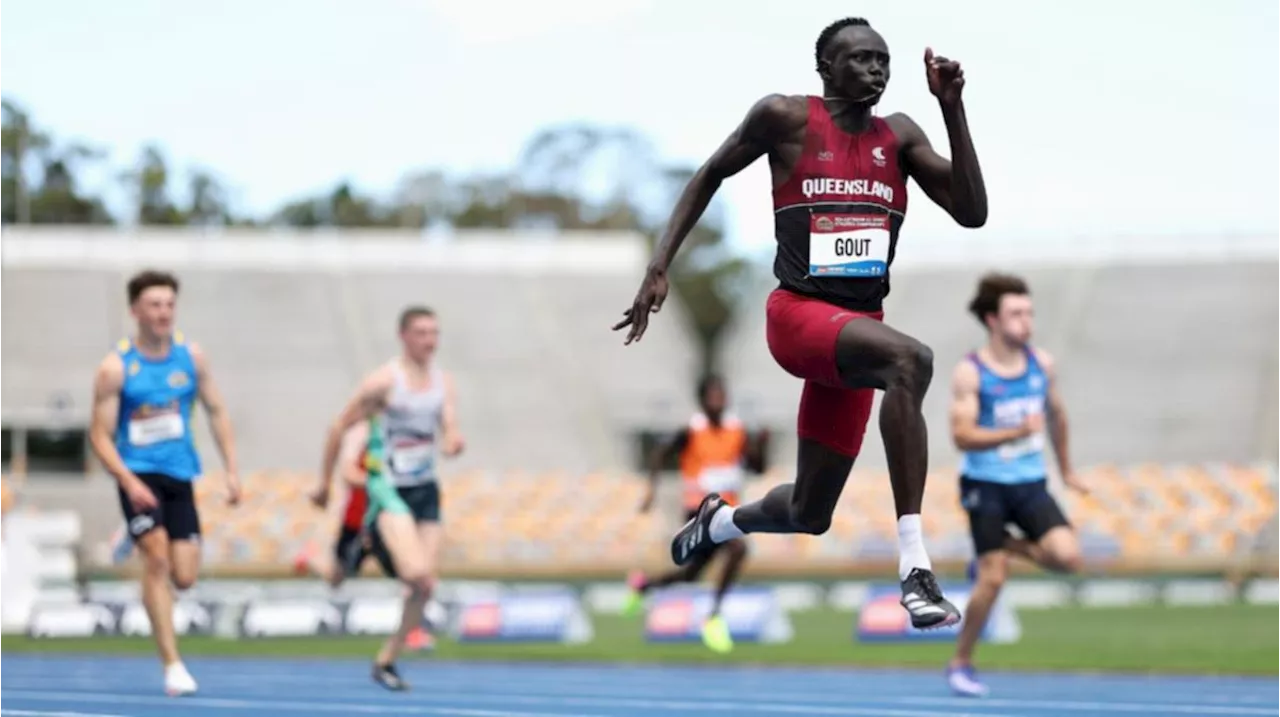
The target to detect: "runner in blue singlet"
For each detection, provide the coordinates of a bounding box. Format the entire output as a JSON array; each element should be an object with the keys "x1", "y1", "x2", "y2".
[
  {"x1": 88, "y1": 269, "x2": 241, "y2": 696},
  {"x1": 946, "y1": 272, "x2": 1090, "y2": 697}
]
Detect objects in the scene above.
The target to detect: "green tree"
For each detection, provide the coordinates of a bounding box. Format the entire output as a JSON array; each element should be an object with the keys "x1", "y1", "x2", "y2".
[
  {"x1": 186, "y1": 169, "x2": 232, "y2": 226},
  {"x1": 29, "y1": 143, "x2": 113, "y2": 224},
  {"x1": 393, "y1": 170, "x2": 451, "y2": 229},
  {"x1": 330, "y1": 182, "x2": 385, "y2": 227},
  {"x1": 514, "y1": 124, "x2": 750, "y2": 373},
  {"x1": 516, "y1": 124, "x2": 660, "y2": 231},
  {"x1": 669, "y1": 254, "x2": 754, "y2": 377},
  {"x1": 1, "y1": 100, "x2": 48, "y2": 224},
  {"x1": 271, "y1": 181, "x2": 394, "y2": 228},
  {"x1": 273, "y1": 196, "x2": 324, "y2": 228},
  {"x1": 659, "y1": 203, "x2": 753, "y2": 377},
  {"x1": 121, "y1": 145, "x2": 184, "y2": 225},
  {"x1": 450, "y1": 175, "x2": 516, "y2": 229}
]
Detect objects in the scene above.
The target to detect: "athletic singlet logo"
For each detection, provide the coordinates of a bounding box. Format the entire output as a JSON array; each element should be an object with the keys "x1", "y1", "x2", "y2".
[
  {"x1": 129, "y1": 515, "x2": 155, "y2": 536},
  {"x1": 800, "y1": 178, "x2": 895, "y2": 204}
]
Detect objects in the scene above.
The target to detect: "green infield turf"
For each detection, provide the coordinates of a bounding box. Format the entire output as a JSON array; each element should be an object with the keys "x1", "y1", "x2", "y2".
[{"x1": 4, "y1": 605, "x2": 1275, "y2": 675}]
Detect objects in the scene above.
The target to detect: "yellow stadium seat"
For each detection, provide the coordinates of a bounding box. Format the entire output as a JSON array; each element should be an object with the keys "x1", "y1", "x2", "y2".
[{"x1": 146, "y1": 462, "x2": 1274, "y2": 575}]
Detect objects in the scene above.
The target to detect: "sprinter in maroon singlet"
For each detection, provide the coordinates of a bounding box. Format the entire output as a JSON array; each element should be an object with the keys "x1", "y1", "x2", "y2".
[{"x1": 613, "y1": 17, "x2": 988, "y2": 628}]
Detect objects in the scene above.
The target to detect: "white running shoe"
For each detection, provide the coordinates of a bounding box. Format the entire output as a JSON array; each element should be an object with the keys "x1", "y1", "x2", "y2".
[
  {"x1": 109, "y1": 525, "x2": 134, "y2": 564},
  {"x1": 946, "y1": 664, "x2": 989, "y2": 697},
  {"x1": 164, "y1": 662, "x2": 198, "y2": 696}
]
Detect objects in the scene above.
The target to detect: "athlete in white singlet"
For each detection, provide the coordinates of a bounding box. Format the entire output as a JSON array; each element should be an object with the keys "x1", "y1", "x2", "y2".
[{"x1": 313, "y1": 305, "x2": 463, "y2": 691}]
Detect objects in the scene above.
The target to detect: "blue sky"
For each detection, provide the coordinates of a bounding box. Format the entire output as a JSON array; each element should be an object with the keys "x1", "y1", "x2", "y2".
[{"x1": 3, "y1": 0, "x2": 1277, "y2": 252}]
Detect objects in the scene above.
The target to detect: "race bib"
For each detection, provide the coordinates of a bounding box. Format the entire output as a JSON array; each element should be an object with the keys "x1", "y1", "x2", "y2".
[
  {"x1": 697, "y1": 465, "x2": 744, "y2": 494},
  {"x1": 389, "y1": 438, "x2": 435, "y2": 476},
  {"x1": 998, "y1": 432, "x2": 1046, "y2": 461},
  {"x1": 128, "y1": 411, "x2": 184, "y2": 446},
  {"x1": 808, "y1": 213, "x2": 890, "y2": 277}
]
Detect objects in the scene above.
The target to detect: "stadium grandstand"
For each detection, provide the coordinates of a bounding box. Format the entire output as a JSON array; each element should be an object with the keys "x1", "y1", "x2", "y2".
[{"x1": 1, "y1": 228, "x2": 1275, "y2": 592}]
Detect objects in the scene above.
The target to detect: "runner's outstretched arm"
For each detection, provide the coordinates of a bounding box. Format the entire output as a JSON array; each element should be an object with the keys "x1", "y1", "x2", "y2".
[
  {"x1": 313, "y1": 368, "x2": 392, "y2": 508},
  {"x1": 440, "y1": 372, "x2": 465, "y2": 457},
  {"x1": 640, "y1": 430, "x2": 689, "y2": 512},
  {"x1": 1037, "y1": 349, "x2": 1088, "y2": 494},
  {"x1": 190, "y1": 343, "x2": 241, "y2": 504},
  {"x1": 614, "y1": 94, "x2": 801, "y2": 344},
  {"x1": 89, "y1": 355, "x2": 156, "y2": 512},
  {"x1": 341, "y1": 422, "x2": 371, "y2": 488},
  {"x1": 950, "y1": 361, "x2": 1037, "y2": 451},
  {"x1": 650, "y1": 95, "x2": 793, "y2": 271},
  {"x1": 743, "y1": 429, "x2": 770, "y2": 474}
]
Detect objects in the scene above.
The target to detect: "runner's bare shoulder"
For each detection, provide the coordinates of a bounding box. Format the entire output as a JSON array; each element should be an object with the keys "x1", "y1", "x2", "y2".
[{"x1": 748, "y1": 94, "x2": 808, "y2": 138}]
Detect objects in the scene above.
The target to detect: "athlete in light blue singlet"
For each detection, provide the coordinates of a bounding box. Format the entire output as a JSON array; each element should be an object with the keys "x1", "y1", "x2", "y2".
[
  {"x1": 946, "y1": 273, "x2": 1089, "y2": 698},
  {"x1": 89, "y1": 269, "x2": 241, "y2": 697},
  {"x1": 114, "y1": 335, "x2": 202, "y2": 482},
  {"x1": 957, "y1": 347, "x2": 1049, "y2": 485}
]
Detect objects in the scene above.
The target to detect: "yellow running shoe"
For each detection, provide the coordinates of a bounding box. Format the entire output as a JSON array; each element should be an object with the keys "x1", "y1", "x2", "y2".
[
  {"x1": 621, "y1": 569, "x2": 646, "y2": 618},
  {"x1": 701, "y1": 614, "x2": 734, "y2": 654}
]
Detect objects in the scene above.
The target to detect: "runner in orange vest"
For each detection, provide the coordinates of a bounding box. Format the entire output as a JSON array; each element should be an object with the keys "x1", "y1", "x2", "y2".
[{"x1": 623, "y1": 374, "x2": 769, "y2": 653}]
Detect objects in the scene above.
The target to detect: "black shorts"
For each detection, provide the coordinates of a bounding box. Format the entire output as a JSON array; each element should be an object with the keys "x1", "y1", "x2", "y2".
[
  {"x1": 397, "y1": 482, "x2": 441, "y2": 523},
  {"x1": 117, "y1": 473, "x2": 201, "y2": 541},
  {"x1": 334, "y1": 525, "x2": 397, "y2": 579},
  {"x1": 960, "y1": 477, "x2": 1070, "y2": 556}
]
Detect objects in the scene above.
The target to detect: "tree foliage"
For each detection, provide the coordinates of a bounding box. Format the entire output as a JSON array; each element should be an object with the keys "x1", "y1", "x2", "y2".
[{"x1": 1, "y1": 99, "x2": 753, "y2": 371}]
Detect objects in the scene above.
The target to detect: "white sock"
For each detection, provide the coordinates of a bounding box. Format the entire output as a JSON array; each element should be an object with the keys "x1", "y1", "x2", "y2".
[
  {"x1": 708, "y1": 505, "x2": 744, "y2": 543},
  {"x1": 896, "y1": 514, "x2": 932, "y2": 581}
]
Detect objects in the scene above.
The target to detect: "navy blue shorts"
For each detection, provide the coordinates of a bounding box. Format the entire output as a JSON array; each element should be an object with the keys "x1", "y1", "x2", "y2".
[{"x1": 959, "y1": 477, "x2": 1070, "y2": 555}]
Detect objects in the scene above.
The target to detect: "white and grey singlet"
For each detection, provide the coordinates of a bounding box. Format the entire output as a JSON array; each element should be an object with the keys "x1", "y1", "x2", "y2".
[{"x1": 376, "y1": 363, "x2": 446, "y2": 488}]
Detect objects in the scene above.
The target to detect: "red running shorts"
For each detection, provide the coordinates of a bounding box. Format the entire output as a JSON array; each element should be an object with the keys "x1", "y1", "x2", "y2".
[{"x1": 765, "y1": 288, "x2": 884, "y2": 457}]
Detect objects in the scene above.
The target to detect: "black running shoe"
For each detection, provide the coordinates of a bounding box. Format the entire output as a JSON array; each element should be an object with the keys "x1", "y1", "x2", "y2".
[
  {"x1": 900, "y1": 567, "x2": 962, "y2": 629},
  {"x1": 372, "y1": 662, "x2": 408, "y2": 691},
  {"x1": 670, "y1": 492, "x2": 726, "y2": 566}
]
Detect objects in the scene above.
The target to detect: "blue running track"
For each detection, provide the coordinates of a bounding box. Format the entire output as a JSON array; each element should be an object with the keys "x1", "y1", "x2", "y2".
[{"x1": 3, "y1": 655, "x2": 1276, "y2": 717}]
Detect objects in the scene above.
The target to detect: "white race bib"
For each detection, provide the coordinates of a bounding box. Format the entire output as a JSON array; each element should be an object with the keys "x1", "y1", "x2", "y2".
[
  {"x1": 998, "y1": 432, "x2": 1046, "y2": 461},
  {"x1": 128, "y1": 412, "x2": 184, "y2": 446},
  {"x1": 697, "y1": 464, "x2": 744, "y2": 494},
  {"x1": 390, "y1": 439, "x2": 434, "y2": 476},
  {"x1": 808, "y1": 213, "x2": 891, "y2": 278}
]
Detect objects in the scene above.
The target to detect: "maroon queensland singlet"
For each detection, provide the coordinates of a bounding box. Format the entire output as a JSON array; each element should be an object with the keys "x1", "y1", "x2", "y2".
[{"x1": 771, "y1": 97, "x2": 910, "y2": 313}]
